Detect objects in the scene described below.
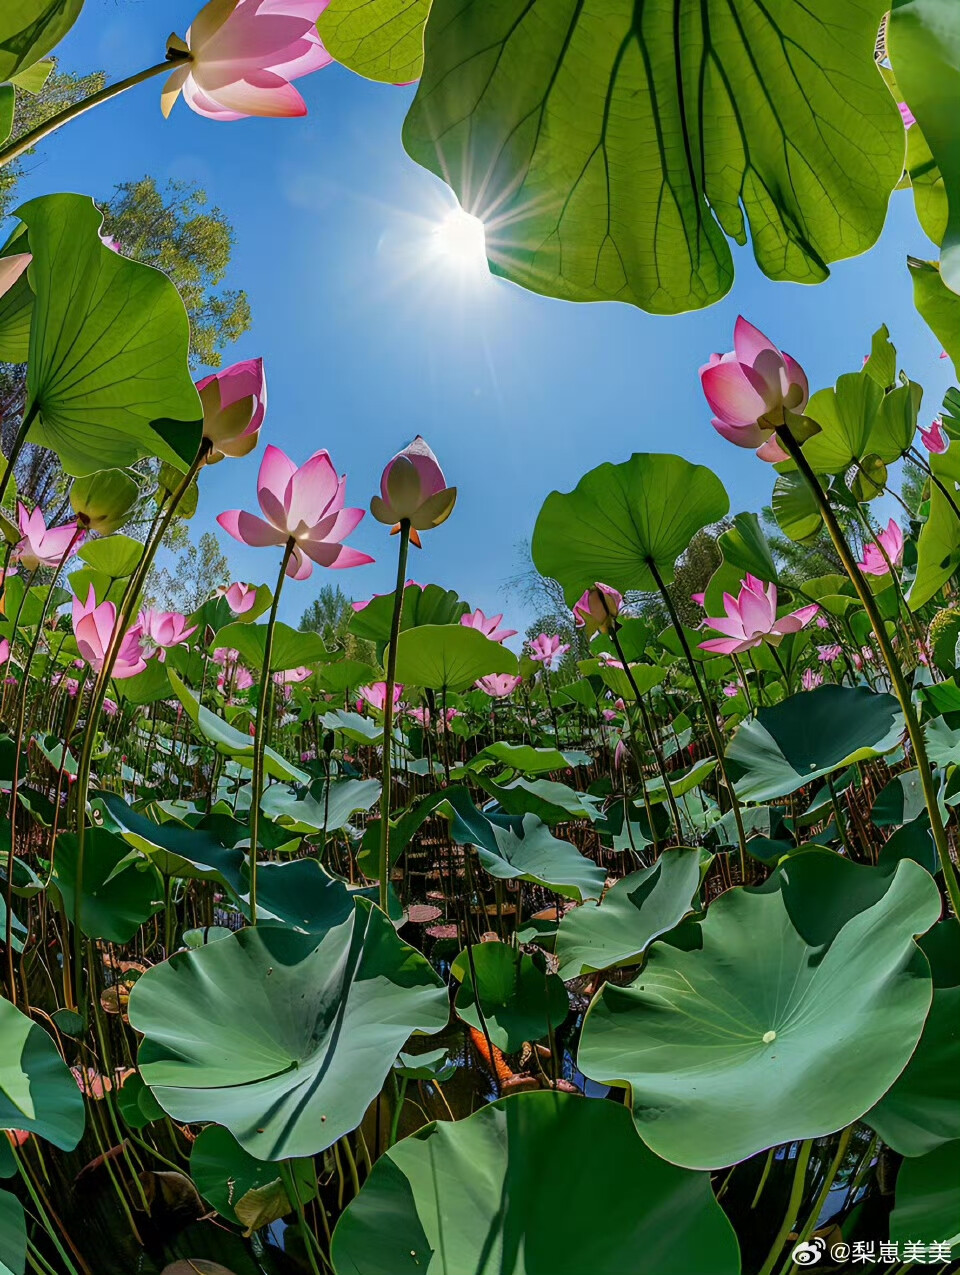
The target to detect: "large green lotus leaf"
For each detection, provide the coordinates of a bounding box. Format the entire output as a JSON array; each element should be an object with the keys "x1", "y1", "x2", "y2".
[
  {"x1": 0, "y1": 270, "x2": 32, "y2": 363},
  {"x1": 909, "y1": 444, "x2": 960, "y2": 608},
  {"x1": 717, "y1": 512, "x2": 779, "y2": 584},
  {"x1": 890, "y1": 1140, "x2": 960, "y2": 1247},
  {"x1": 556, "y1": 848, "x2": 701, "y2": 980},
  {"x1": 476, "y1": 773, "x2": 605, "y2": 824},
  {"x1": 129, "y1": 901, "x2": 448, "y2": 1160},
  {"x1": 889, "y1": 0, "x2": 960, "y2": 292},
  {"x1": 725, "y1": 685, "x2": 903, "y2": 801},
  {"x1": 348, "y1": 583, "x2": 469, "y2": 645},
  {"x1": 211, "y1": 622, "x2": 335, "y2": 672},
  {"x1": 451, "y1": 941, "x2": 568, "y2": 1053},
  {"x1": 532, "y1": 454, "x2": 729, "y2": 603},
  {"x1": 330, "y1": 1091, "x2": 740, "y2": 1274},
  {"x1": 0, "y1": 999, "x2": 85, "y2": 1151},
  {"x1": 96, "y1": 792, "x2": 246, "y2": 885},
  {"x1": 466, "y1": 742, "x2": 590, "y2": 775},
  {"x1": 394, "y1": 624, "x2": 517, "y2": 690},
  {"x1": 799, "y1": 371, "x2": 920, "y2": 472},
  {"x1": 771, "y1": 471, "x2": 823, "y2": 543},
  {"x1": 317, "y1": 660, "x2": 383, "y2": 694},
  {"x1": 442, "y1": 789, "x2": 605, "y2": 901},
  {"x1": 0, "y1": 2, "x2": 84, "y2": 80},
  {"x1": 190, "y1": 1124, "x2": 316, "y2": 1227},
  {"x1": 402, "y1": 0, "x2": 901, "y2": 315},
  {"x1": 261, "y1": 778, "x2": 382, "y2": 833},
  {"x1": 909, "y1": 257, "x2": 960, "y2": 369},
  {"x1": 644, "y1": 757, "x2": 717, "y2": 805},
  {"x1": 578, "y1": 658, "x2": 663, "y2": 701},
  {"x1": 0, "y1": 1189, "x2": 25, "y2": 1275},
  {"x1": 169, "y1": 672, "x2": 308, "y2": 783},
  {"x1": 51, "y1": 827, "x2": 164, "y2": 944},
  {"x1": 14, "y1": 195, "x2": 202, "y2": 476},
  {"x1": 78, "y1": 534, "x2": 143, "y2": 579},
  {"x1": 578, "y1": 858, "x2": 940, "y2": 1169},
  {"x1": 318, "y1": 0, "x2": 429, "y2": 83},
  {"x1": 241, "y1": 859, "x2": 355, "y2": 933}
]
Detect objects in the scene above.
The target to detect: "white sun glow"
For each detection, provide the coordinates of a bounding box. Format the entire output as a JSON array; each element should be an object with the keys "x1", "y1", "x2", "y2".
[{"x1": 429, "y1": 206, "x2": 489, "y2": 279}]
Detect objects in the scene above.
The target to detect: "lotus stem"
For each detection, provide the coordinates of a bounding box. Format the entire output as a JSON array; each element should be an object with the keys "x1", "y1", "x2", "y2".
[{"x1": 377, "y1": 519, "x2": 410, "y2": 913}]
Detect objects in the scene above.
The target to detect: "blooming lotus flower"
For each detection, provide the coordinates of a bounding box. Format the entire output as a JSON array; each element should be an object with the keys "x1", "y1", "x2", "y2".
[
  {"x1": 858, "y1": 519, "x2": 904, "y2": 576},
  {"x1": 698, "y1": 574, "x2": 818, "y2": 655},
  {"x1": 162, "y1": 0, "x2": 332, "y2": 122},
  {"x1": 212, "y1": 646, "x2": 241, "y2": 667},
  {"x1": 102, "y1": 698, "x2": 119, "y2": 718},
  {"x1": 0, "y1": 638, "x2": 8, "y2": 666},
  {"x1": 920, "y1": 419, "x2": 948, "y2": 454},
  {"x1": 370, "y1": 436, "x2": 457, "y2": 547},
  {"x1": 13, "y1": 503, "x2": 83, "y2": 571},
  {"x1": 218, "y1": 444, "x2": 373, "y2": 579},
  {"x1": 528, "y1": 633, "x2": 570, "y2": 668},
  {"x1": 138, "y1": 609, "x2": 197, "y2": 661},
  {"x1": 407, "y1": 705, "x2": 459, "y2": 729},
  {"x1": 573, "y1": 583, "x2": 623, "y2": 636},
  {"x1": 460, "y1": 608, "x2": 517, "y2": 643},
  {"x1": 815, "y1": 613, "x2": 830, "y2": 629},
  {"x1": 722, "y1": 682, "x2": 741, "y2": 698},
  {"x1": 197, "y1": 359, "x2": 267, "y2": 461},
  {"x1": 475, "y1": 673, "x2": 522, "y2": 697},
  {"x1": 357, "y1": 682, "x2": 404, "y2": 713},
  {"x1": 817, "y1": 644, "x2": 842, "y2": 662},
  {"x1": 221, "y1": 581, "x2": 258, "y2": 613},
  {"x1": 274, "y1": 665, "x2": 312, "y2": 684},
  {"x1": 802, "y1": 669, "x2": 824, "y2": 691},
  {"x1": 72, "y1": 588, "x2": 146, "y2": 679},
  {"x1": 700, "y1": 316, "x2": 809, "y2": 461}
]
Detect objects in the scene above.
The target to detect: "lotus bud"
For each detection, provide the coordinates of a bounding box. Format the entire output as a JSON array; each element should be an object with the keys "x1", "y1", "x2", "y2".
[
  {"x1": 197, "y1": 358, "x2": 267, "y2": 462},
  {"x1": 370, "y1": 436, "x2": 456, "y2": 548},
  {"x1": 573, "y1": 583, "x2": 623, "y2": 636},
  {"x1": 70, "y1": 469, "x2": 140, "y2": 534}
]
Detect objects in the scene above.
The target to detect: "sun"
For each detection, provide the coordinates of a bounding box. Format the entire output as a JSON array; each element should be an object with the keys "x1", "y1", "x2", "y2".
[{"x1": 429, "y1": 206, "x2": 488, "y2": 278}]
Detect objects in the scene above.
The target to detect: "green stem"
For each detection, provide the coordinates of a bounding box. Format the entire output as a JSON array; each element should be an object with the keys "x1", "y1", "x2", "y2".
[
  {"x1": 247, "y1": 540, "x2": 294, "y2": 924},
  {"x1": 776, "y1": 1128, "x2": 853, "y2": 1275},
  {"x1": 378, "y1": 521, "x2": 411, "y2": 913},
  {"x1": 0, "y1": 57, "x2": 188, "y2": 171},
  {"x1": 757, "y1": 1139, "x2": 813, "y2": 1275},
  {"x1": 777, "y1": 426, "x2": 960, "y2": 918}
]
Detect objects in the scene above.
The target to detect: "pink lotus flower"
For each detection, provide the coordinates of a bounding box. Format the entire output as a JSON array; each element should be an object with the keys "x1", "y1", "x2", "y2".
[
  {"x1": 528, "y1": 633, "x2": 570, "y2": 668},
  {"x1": 351, "y1": 580, "x2": 420, "y2": 612},
  {"x1": 212, "y1": 646, "x2": 241, "y2": 667},
  {"x1": 274, "y1": 665, "x2": 312, "y2": 684},
  {"x1": 13, "y1": 503, "x2": 83, "y2": 571},
  {"x1": 162, "y1": 0, "x2": 332, "y2": 122},
  {"x1": 815, "y1": 613, "x2": 830, "y2": 629},
  {"x1": 722, "y1": 682, "x2": 741, "y2": 698},
  {"x1": 102, "y1": 698, "x2": 119, "y2": 718},
  {"x1": 920, "y1": 419, "x2": 948, "y2": 454},
  {"x1": 700, "y1": 317, "x2": 809, "y2": 462},
  {"x1": 0, "y1": 254, "x2": 31, "y2": 299},
  {"x1": 407, "y1": 705, "x2": 459, "y2": 729},
  {"x1": 460, "y1": 608, "x2": 517, "y2": 643},
  {"x1": 221, "y1": 581, "x2": 258, "y2": 613},
  {"x1": 0, "y1": 639, "x2": 8, "y2": 666},
  {"x1": 858, "y1": 519, "x2": 904, "y2": 576},
  {"x1": 370, "y1": 437, "x2": 457, "y2": 547},
  {"x1": 573, "y1": 583, "x2": 623, "y2": 636},
  {"x1": 898, "y1": 101, "x2": 916, "y2": 129},
  {"x1": 691, "y1": 591, "x2": 705, "y2": 607},
  {"x1": 614, "y1": 737, "x2": 628, "y2": 770},
  {"x1": 138, "y1": 609, "x2": 197, "y2": 662},
  {"x1": 601, "y1": 708, "x2": 618, "y2": 722},
  {"x1": 475, "y1": 673, "x2": 522, "y2": 697},
  {"x1": 72, "y1": 588, "x2": 146, "y2": 679},
  {"x1": 197, "y1": 358, "x2": 267, "y2": 461},
  {"x1": 817, "y1": 644, "x2": 842, "y2": 662},
  {"x1": 801, "y1": 669, "x2": 824, "y2": 691},
  {"x1": 218, "y1": 444, "x2": 373, "y2": 580},
  {"x1": 698, "y1": 575, "x2": 818, "y2": 655},
  {"x1": 357, "y1": 682, "x2": 404, "y2": 713}
]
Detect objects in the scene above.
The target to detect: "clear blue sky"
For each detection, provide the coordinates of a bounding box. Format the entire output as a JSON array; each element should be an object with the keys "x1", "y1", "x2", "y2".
[{"x1": 13, "y1": 0, "x2": 953, "y2": 633}]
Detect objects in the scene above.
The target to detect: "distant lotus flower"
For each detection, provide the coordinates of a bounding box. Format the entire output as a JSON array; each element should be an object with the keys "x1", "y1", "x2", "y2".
[
  {"x1": 357, "y1": 682, "x2": 404, "y2": 713},
  {"x1": 614, "y1": 737, "x2": 628, "y2": 770},
  {"x1": 218, "y1": 444, "x2": 373, "y2": 580},
  {"x1": 274, "y1": 665, "x2": 312, "y2": 683},
  {"x1": 102, "y1": 698, "x2": 119, "y2": 718},
  {"x1": 197, "y1": 359, "x2": 267, "y2": 462},
  {"x1": 700, "y1": 316, "x2": 809, "y2": 461},
  {"x1": 221, "y1": 581, "x2": 258, "y2": 613},
  {"x1": 0, "y1": 254, "x2": 31, "y2": 300},
  {"x1": 920, "y1": 419, "x2": 948, "y2": 454},
  {"x1": 13, "y1": 503, "x2": 83, "y2": 571},
  {"x1": 475, "y1": 673, "x2": 522, "y2": 697},
  {"x1": 898, "y1": 102, "x2": 916, "y2": 129},
  {"x1": 573, "y1": 583, "x2": 623, "y2": 636},
  {"x1": 162, "y1": 0, "x2": 332, "y2": 122},
  {"x1": 460, "y1": 608, "x2": 517, "y2": 643},
  {"x1": 815, "y1": 613, "x2": 830, "y2": 629},
  {"x1": 601, "y1": 708, "x2": 618, "y2": 722},
  {"x1": 722, "y1": 682, "x2": 740, "y2": 698},
  {"x1": 0, "y1": 638, "x2": 8, "y2": 666},
  {"x1": 528, "y1": 633, "x2": 570, "y2": 668},
  {"x1": 801, "y1": 669, "x2": 824, "y2": 691},
  {"x1": 817, "y1": 644, "x2": 842, "y2": 662},
  {"x1": 138, "y1": 609, "x2": 197, "y2": 662},
  {"x1": 408, "y1": 705, "x2": 459, "y2": 729},
  {"x1": 351, "y1": 579, "x2": 420, "y2": 612},
  {"x1": 72, "y1": 588, "x2": 146, "y2": 679},
  {"x1": 212, "y1": 646, "x2": 240, "y2": 667},
  {"x1": 370, "y1": 436, "x2": 457, "y2": 547},
  {"x1": 698, "y1": 574, "x2": 818, "y2": 655},
  {"x1": 858, "y1": 519, "x2": 904, "y2": 576}
]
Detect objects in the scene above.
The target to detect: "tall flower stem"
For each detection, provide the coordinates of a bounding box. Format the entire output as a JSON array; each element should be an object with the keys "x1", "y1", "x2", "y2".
[
  {"x1": 248, "y1": 540, "x2": 294, "y2": 925},
  {"x1": 647, "y1": 558, "x2": 749, "y2": 878},
  {"x1": 377, "y1": 521, "x2": 411, "y2": 913},
  {"x1": 0, "y1": 57, "x2": 189, "y2": 171},
  {"x1": 777, "y1": 425, "x2": 960, "y2": 916},
  {"x1": 0, "y1": 403, "x2": 38, "y2": 509}
]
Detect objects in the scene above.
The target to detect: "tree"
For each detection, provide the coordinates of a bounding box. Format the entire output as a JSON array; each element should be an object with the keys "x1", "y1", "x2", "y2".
[
  {"x1": 300, "y1": 585, "x2": 375, "y2": 662},
  {"x1": 147, "y1": 531, "x2": 230, "y2": 615}
]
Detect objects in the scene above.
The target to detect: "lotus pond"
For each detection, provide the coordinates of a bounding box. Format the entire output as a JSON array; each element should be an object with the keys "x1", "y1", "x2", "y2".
[{"x1": 1, "y1": 2, "x2": 959, "y2": 1274}]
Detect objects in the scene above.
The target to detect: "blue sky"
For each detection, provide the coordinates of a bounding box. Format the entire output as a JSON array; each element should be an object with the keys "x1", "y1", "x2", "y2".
[{"x1": 13, "y1": 0, "x2": 953, "y2": 634}]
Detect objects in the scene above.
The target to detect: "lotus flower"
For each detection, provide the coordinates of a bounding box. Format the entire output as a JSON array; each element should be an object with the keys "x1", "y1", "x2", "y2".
[
  {"x1": 162, "y1": 0, "x2": 332, "y2": 122},
  {"x1": 691, "y1": 591, "x2": 706, "y2": 607},
  {"x1": 408, "y1": 705, "x2": 459, "y2": 728},
  {"x1": 218, "y1": 444, "x2": 373, "y2": 580},
  {"x1": 138, "y1": 609, "x2": 197, "y2": 661},
  {"x1": 197, "y1": 359, "x2": 267, "y2": 461},
  {"x1": 815, "y1": 613, "x2": 830, "y2": 629},
  {"x1": 460, "y1": 608, "x2": 517, "y2": 643},
  {"x1": 475, "y1": 673, "x2": 522, "y2": 697},
  {"x1": 700, "y1": 317, "x2": 809, "y2": 462},
  {"x1": 528, "y1": 633, "x2": 570, "y2": 668},
  {"x1": 573, "y1": 583, "x2": 623, "y2": 636},
  {"x1": 0, "y1": 638, "x2": 8, "y2": 666},
  {"x1": 357, "y1": 682, "x2": 403, "y2": 713},
  {"x1": 221, "y1": 581, "x2": 258, "y2": 613},
  {"x1": 698, "y1": 575, "x2": 818, "y2": 655},
  {"x1": 370, "y1": 436, "x2": 457, "y2": 547},
  {"x1": 920, "y1": 419, "x2": 948, "y2": 454},
  {"x1": 817, "y1": 644, "x2": 842, "y2": 662},
  {"x1": 722, "y1": 682, "x2": 741, "y2": 698},
  {"x1": 0, "y1": 254, "x2": 30, "y2": 300},
  {"x1": 899, "y1": 102, "x2": 916, "y2": 129},
  {"x1": 13, "y1": 503, "x2": 83, "y2": 571},
  {"x1": 857, "y1": 519, "x2": 904, "y2": 576},
  {"x1": 72, "y1": 588, "x2": 146, "y2": 679},
  {"x1": 802, "y1": 669, "x2": 824, "y2": 690},
  {"x1": 274, "y1": 666, "x2": 312, "y2": 684}
]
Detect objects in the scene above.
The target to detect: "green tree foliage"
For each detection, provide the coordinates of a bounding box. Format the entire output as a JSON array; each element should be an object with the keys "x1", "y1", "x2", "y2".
[
  {"x1": 147, "y1": 531, "x2": 230, "y2": 615},
  {"x1": 300, "y1": 584, "x2": 375, "y2": 662}
]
